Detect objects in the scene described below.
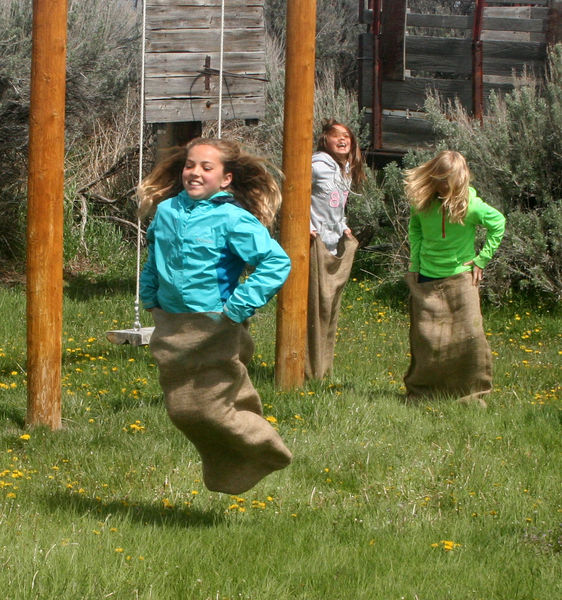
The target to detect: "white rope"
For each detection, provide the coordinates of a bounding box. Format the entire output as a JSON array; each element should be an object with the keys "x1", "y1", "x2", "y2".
[
  {"x1": 133, "y1": 0, "x2": 147, "y2": 331},
  {"x1": 217, "y1": 0, "x2": 225, "y2": 138}
]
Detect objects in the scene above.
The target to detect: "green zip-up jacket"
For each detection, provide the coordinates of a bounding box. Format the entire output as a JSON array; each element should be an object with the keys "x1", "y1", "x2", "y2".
[{"x1": 408, "y1": 187, "x2": 505, "y2": 278}]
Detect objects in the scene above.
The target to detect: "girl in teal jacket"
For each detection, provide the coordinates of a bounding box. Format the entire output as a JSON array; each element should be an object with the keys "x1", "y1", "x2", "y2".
[
  {"x1": 136, "y1": 138, "x2": 292, "y2": 494},
  {"x1": 403, "y1": 150, "x2": 505, "y2": 403},
  {"x1": 139, "y1": 140, "x2": 290, "y2": 321}
]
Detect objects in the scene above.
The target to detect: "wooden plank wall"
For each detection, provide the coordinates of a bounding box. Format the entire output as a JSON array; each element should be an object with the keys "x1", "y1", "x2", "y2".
[
  {"x1": 144, "y1": 0, "x2": 266, "y2": 123},
  {"x1": 359, "y1": 0, "x2": 554, "y2": 152}
]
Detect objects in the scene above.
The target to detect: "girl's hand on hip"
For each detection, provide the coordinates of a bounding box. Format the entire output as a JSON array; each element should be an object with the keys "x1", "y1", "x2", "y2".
[
  {"x1": 464, "y1": 260, "x2": 483, "y2": 286},
  {"x1": 344, "y1": 228, "x2": 352, "y2": 238}
]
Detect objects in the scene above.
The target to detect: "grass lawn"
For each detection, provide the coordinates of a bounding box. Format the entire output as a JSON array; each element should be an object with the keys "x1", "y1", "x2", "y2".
[{"x1": 0, "y1": 275, "x2": 560, "y2": 600}]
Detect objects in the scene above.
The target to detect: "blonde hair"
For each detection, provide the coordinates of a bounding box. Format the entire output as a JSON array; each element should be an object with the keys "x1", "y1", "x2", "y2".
[
  {"x1": 404, "y1": 150, "x2": 471, "y2": 224},
  {"x1": 316, "y1": 118, "x2": 366, "y2": 190},
  {"x1": 138, "y1": 138, "x2": 282, "y2": 228}
]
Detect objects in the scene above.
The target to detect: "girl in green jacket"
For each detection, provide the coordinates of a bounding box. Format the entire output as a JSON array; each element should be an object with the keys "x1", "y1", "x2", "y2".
[
  {"x1": 403, "y1": 150, "x2": 505, "y2": 403},
  {"x1": 405, "y1": 150, "x2": 505, "y2": 285}
]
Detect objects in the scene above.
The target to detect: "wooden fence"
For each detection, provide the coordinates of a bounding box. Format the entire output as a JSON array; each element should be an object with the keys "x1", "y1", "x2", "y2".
[
  {"x1": 359, "y1": 0, "x2": 561, "y2": 154},
  {"x1": 144, "y1": 0, "x2": 266, "y2": 124}
]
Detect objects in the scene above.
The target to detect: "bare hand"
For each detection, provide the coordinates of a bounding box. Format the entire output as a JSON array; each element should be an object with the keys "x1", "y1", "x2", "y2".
[
  {"x1": 464, "y1": 260, "x2": 483, "y2": 286},
  {"x1": 344, "y1": 228, "x2": 352, "y2": 238},
  {"x1": 310, "y1": 230, "x2": 318, "y2": 239}
]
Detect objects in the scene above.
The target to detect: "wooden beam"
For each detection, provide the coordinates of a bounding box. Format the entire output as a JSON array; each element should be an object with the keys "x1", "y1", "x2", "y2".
[
  {"x1": 381, "y1": 0, "x2": 406, "y2": 81},
  {"x1": 547, "y1": 0, "x2": 562, "y2": 46},
  {"x1": 145, "y1": 96, "x2": 265, "y2": 123},
  {"x1": 372, "y1": 0, "x2": 383, "y2": 149},
  {"x1": 146, "y1": 5, "x2": 263, "y2": 29},
  {"x1": 26, "y1": 0, "x2": 68, "y2": 430},
  {"x1": 472, "y1": 0, "x2": 486, "y2": 122},
  {"x1": 275, "y1": 0, "x2": 317, "y2": 389},
  {"x1": 146, "y1": 28, "x2": 264, "y2": 53}
]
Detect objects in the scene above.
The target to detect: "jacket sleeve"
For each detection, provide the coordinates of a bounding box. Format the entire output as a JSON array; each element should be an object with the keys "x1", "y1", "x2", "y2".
[
  {"x1": 139, "y1": 219, "x2": 160, "y2": 309},
  {"x1": 223, "y1": 214, "x2": 291, "y2": 323},
  {"x1": 408, "y1": 207, "x2": 422, "y2": 273},
  {"x1": 472, "y1": 198, "x2": 506, "y2": 269}
]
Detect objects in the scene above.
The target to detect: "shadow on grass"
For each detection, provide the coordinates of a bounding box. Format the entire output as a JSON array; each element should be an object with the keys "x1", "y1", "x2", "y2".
[
  {"x1": 64, "y1": 273, "x2": 137, "y2": 300},
  {"x1": 43, "y1": 489, "x2": 226, "y2": 529}
]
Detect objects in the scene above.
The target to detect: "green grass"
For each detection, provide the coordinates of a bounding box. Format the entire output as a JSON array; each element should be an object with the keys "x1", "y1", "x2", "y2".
[{"x1": 0, "y1": 277, "x2": 560, "y2": 600}]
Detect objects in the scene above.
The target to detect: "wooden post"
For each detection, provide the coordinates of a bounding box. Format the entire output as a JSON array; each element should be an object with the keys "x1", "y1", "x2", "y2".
[
  {"x1": 274, "y1": 0, "x2": 317, "y2": 389},
  {"x1": 26, "y1": 0, "x2": 68, "y2": 430},
  {"x1": 371, "y1": 0, "x2": 383, "y2": 149},
  {"x1": 472, "y1": 0, "x2": 485, "y2": 123},
  {"x1": 381, "y1": 0, "x2": 407, "y2": 81},
  {"x1": 546, "y1": 1, "x2": 562, "y2": 46},
  {"x1": 154, "y1": 121, "x2": 203, "y2": 162}
]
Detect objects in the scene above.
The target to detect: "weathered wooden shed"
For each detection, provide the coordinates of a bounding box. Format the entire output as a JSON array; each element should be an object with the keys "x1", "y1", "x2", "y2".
[
  {"x1": 144, "y1": 0, "x2": 267, "y2": 144},
  {"x1": 359, "y1": 0, "x2": 562, "y2": 157}
]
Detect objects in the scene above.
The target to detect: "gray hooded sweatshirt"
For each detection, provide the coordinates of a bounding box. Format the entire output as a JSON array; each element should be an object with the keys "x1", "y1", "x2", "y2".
[{"x1": 310, "y1": 151, "x2": 352, "y2": 254}]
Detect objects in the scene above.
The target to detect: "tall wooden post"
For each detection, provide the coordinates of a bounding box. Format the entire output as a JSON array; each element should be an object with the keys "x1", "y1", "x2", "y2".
[
  {"x1": 26, "y1": 0, "x2": 68, "y2": 429},
  {"x1": 472, "y1": 0, "x2": 485, "y2": 123},
  {"x1": 275, "y1": 0, "x2": 317, "y2": 389},
  {"x1": 371, "y1": 0, "x2": 383, "y2": 149}
]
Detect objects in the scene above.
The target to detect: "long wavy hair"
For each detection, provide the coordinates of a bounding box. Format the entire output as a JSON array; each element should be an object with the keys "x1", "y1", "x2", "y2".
[
  {"x1": 404, "y1": 150, "x2": 471, "y2": 224},
  {"x1": 316, "y1": 118, "x2": 366, "y2": 190},
  {"x1": 138, "y1": 138, "x2": 282, "y2": 228}
]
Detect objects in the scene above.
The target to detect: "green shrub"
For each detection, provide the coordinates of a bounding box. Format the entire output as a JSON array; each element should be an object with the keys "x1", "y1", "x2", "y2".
[{"x1": 0, "y1": 0, "x2": 141, "y2": 263}]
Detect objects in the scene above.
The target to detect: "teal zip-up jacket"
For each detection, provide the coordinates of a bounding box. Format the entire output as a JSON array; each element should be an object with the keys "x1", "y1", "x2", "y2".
[
  {"x1": 140, "y1": 190, "x2": 291, "y2": 323},
  {"x1": 409, "y1": 187, "x2": 505, "y2": 278}
]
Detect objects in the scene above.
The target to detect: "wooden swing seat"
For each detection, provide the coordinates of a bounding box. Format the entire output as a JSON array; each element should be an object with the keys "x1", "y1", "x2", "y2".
[{"x1": 106, "y1": 327, "x2": 154, "y2": 346}]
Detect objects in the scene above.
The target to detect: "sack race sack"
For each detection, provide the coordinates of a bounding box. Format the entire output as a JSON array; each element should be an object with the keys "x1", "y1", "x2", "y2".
[
  {"x1": 403, "y1": 271, "x2": 492, "y2": 405},
  {"x1": 306, "y1": 234, "x2": 358, "y2": 379},
  {"x1": 149, "y1": 309, "x2": 292, "y2": 494}
]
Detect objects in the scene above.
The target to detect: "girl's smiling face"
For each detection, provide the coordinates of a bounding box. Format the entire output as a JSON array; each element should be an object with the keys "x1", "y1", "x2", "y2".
[
  {"x1": 182, "y1": 144, "x2": 233, "y2": 200},
  {"x1": 325, "y1": 124, "x2": 351, "y2": 161}
]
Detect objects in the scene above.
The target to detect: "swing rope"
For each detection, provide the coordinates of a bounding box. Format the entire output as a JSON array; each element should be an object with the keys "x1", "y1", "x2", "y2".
[
  {"x1": 107, "y1": 0, "x2": 228, "y2": 345},
  {"x1": 133, "y1": 0, "x2": 148, "y2": 332},
  {"x1": 217, "y1": 0, "x2": 225, "y2": 138}
]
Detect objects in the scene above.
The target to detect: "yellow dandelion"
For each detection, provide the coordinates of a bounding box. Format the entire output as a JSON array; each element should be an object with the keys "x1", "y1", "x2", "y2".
[{"x1": 19, "y1": 434, "x2": 30, "y2": 441}]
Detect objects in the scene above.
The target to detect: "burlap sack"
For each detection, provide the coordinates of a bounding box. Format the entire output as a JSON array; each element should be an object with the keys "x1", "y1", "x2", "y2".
[
  {"x1": 149, "y1": 309, "x2": 292, "y2": 494},
  {"x1": 403, "y1": 271, "x2": 492, "y2": 405},
  {"x1": 306, "y1": 234, "x2": 358, "y2": 379}
]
